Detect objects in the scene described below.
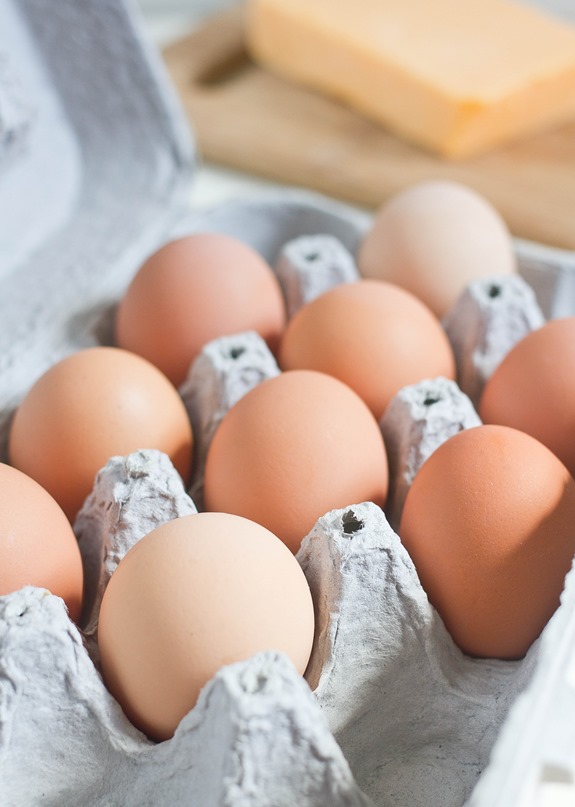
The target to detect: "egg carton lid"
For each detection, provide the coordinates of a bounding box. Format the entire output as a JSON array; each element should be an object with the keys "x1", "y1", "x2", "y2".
[{"x1": 0, "y1": 0, "x2": 195, "y2": 454}]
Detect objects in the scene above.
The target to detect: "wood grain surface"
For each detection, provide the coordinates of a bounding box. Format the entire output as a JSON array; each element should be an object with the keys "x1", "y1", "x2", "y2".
[{"x1": 163, "y1": 5, "x2": 575, "y2": 250}]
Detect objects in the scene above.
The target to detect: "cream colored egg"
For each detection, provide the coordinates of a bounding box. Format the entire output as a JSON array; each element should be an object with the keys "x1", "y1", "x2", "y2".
[
  {"x1": 358, "y1": 180, "x2": 516, "y2": 317},
  {"x1": 98, "y1": 512, "x2": 315, "y2": 741}
]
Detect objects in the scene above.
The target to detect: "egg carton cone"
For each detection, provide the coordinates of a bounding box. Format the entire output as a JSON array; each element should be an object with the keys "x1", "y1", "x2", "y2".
[
  {"x1": 3, "y1": 0, "x2": 575, "y2": 803},
  {"x1": 442, "y1": 275, "x2": 545, "y2": 407},
  {"x1": 380, "y1": 376, "x2": 482, "y2": 531},
  {"x1": 74, "y1": 449, "x2": 198, "y2": 667},
  {"x1": 178, "y1": 330, "x2": 281, "y2": 509},
  {"x1": 274, "y1": 233, "x2": 360, "y2": 318}
]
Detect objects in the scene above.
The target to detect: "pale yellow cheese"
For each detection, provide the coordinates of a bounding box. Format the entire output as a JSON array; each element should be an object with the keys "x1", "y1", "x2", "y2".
[{"x1": 245, "y1": 0, "x2": 575, "y2": 158}]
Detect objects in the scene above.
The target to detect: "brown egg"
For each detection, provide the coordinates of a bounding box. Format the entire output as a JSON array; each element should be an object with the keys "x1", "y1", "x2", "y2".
[
  {"x1": 400, "y1": 424, "x2": 575, "y2": 660},
  {"x1": 204, "y1": 370, "x2": 388, "y2": 553},
  {"x1": 115, "y1": 233, "x2": 287, "y2": 386},
  {"x1": 8, "y1": 347, "x2": 193, "y2": 521},
  {"x1": 480, "y1": 317, "x2": 575, "y2": 478},
  {"x1": 98, "y1": 512, "x2": 315, "y2": 741},
  {"x1": 358, "y1": 180, "x2": 516, "y2": 317},
  {"x1": 279, "y1": 279, "x2": 455, "y2": 419},
  {"x1": 0, "y1": 463, "x2": 83, "y2": 621}
]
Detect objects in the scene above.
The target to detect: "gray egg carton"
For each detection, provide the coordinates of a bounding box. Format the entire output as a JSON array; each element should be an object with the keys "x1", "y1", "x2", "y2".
[
  {"x1": 2, "y1": 0, "x2": 575, "y2": 805},
  {"x1": 0, "y1": 0, "x2": 194, "y2": 457}
]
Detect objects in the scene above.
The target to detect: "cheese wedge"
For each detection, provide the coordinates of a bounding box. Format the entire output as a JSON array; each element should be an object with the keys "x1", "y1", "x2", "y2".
[{"x1": 245, "y1": 0, "x2": 575, "y2": 159}]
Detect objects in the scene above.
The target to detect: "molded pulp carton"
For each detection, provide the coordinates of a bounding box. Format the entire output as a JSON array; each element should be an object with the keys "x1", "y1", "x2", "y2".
[{"x1": 1, "y1": 2, "x2": 575, "y2": 806}]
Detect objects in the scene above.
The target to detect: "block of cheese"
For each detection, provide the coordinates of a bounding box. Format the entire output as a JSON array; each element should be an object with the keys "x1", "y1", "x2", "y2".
[{"x1": 245, "y1": 0, "x2": 575, "y2": 159}]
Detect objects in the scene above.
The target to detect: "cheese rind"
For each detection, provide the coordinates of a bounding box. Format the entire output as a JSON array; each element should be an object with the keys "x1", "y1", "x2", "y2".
[{"x1": 246, "y1": 0, "x2": 575, "y2": 158}]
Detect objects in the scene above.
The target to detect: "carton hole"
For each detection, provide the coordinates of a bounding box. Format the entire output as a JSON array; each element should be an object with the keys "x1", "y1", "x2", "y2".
[
  {"x1": 341, "y1": 509, "x2": 364, "y2": 535},
  {"x1": 228, "y1": 346, "x2": 246, "y2": 360}
]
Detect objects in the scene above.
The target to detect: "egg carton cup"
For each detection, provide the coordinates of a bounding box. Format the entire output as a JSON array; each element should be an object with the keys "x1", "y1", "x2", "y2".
[
  {"x1": 468, "y1": 556, "x2": 575, "y2": 807},
  {"x1": 0, "y1": 586, "x2": 371, "y2": 807},
  {"x1": 3, "y1": 0, "x2": 575, "y2": 802}
]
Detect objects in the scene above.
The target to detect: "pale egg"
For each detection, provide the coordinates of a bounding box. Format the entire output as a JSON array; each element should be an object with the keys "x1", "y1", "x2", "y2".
[
  {"x1": 98, "y1": 512, "x2": 315, "y2": 741},
  {"x1": 358, "y1": 181, "x2": 516, "y2": 317}
]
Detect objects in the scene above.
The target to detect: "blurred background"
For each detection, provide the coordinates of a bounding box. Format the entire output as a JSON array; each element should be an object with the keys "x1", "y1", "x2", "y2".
[
  {"x1": 136, "y1": 0, "x2": 575, "y2": 41},
  {"x1": 133, "y1": 0, "x2": 575, "y2": 214},
  {"x1": 136, "y1": 0, "x2": 237, "y2": 46},
  {"x1": 135, "y1": 0, "x2": 291, "y2": 209}
]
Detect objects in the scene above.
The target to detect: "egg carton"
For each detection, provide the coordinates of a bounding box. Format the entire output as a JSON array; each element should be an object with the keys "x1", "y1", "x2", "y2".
[
  {"x1": 3, "y1": 0, "x2": 575, "y2": 804},
  {"x1": 1, "y1": 218, "x2": 573, "y2": 807}
]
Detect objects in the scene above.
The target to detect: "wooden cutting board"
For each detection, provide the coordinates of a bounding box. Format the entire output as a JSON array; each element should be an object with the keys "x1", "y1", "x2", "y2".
[{"x1": 163, "y1": 5, "x2": 575, "y2": 251}]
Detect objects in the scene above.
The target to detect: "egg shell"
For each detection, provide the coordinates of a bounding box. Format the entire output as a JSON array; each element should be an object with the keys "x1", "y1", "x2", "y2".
[
  {"x1": 0, "y1": 463, "x2": 83, "y2": 622},
  {"x1": 280, "y1": 279, "x2": 456, "y2": 419},
  {"x1": 358, "y1": 180, "x2": 517, "y2": 317},
  {"x1": 480, "y1": 317, "x2": 575, "y2": 478},
  {"x1": 399, "y1": 424, "x2": 575, "y2": 660},
  {"x1": 204, "y1": 369, "x2": 389, "y2": 553},
  {"x1": 8, "y1": 347, "x2": 193, "y2": 521},
  {"x1": 97, "y1": 512, "x2": 315, "y2": 741},
  {"x1": 115, "y1": 233, "x2": 287, "y2": 386}
]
